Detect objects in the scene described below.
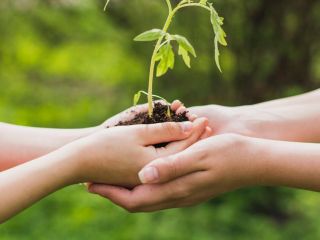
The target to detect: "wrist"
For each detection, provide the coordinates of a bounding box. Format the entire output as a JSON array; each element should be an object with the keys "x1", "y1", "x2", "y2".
[
  {"x1": 246, "y1": 139, "x2": 320, "y2": 190},
  {"x1": 231, "y1": 135, "x2": 273, "y2": 188},
  {"x1": 231, "y1": 105, "x2": 286, "y2": 140},
  {"x1": 241, "y1": 136, "x2": 287, "y2": 187},
  {"x1": 225, "y1": 134, "x2": 263, "y2": 188},
  {"x1": 53, "y1": 143, "x2": 88, "y2": 185},
  {"x1": 60, "y1": 133, "x2": 111, "y2": 184}
]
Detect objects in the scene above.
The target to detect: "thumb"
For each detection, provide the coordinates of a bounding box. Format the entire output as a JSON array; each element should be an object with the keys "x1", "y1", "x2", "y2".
[
  {"x1": 137, "y1": 121, "x2": 194, "y2": 145},
  {"x1": 138, "y1": 149, "x2": 201, "y2": 184}
]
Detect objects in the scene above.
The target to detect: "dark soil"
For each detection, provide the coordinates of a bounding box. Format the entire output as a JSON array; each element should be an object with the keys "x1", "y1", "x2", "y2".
[{"x1": 116, "y1": 102, "x2": 188, "y2": 147}]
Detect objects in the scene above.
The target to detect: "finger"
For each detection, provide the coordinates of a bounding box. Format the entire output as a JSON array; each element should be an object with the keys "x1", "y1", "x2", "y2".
[
  {"x1": 200, "y1": 127, "x2": 213, "y2": 140},
  {"x1": 88, "y1": 183, "x2": 171, "y2": 212},
  {"x1": 134, "y1": 200, "x2": 180, "y2": 212},
  {"x1": 186, "y1": 112, "x2": 198, "y2": 121},
  {"x1": 135, "y1": 171, "x2": 207, "y2": 211},
  {"x1": 92, "y1": 172, "x2": 206, "y2": 212},
  {"x1": 133, "y1": 191, "x2": 211, "y2": 212},
  {"x1": 171, "y1": 100, "x2": 183, "y2": 112},
  {"x1": 136, "y1": 121, "x2": 194, "y2": 145},
  {"x1": 156, "y1": 117, "x2": 208, "y2": 157},
  {"x1": 176, "y1": 106, "x2": 187, "y2": 115},
  {"x1": 88, "y1": 184, "x2": 133, "y2": 206},
  {"x1": 139, "y1": 145, "x2": 205, "y2": 184},
  {"x1": 141, "y1": 192, "x2": 209, "y2": 212}
]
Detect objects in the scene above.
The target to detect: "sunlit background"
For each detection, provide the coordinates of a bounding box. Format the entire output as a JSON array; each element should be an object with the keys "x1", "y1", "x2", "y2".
[{"x1": 0, "y1": 0, "x2": 320, "y2": 239}]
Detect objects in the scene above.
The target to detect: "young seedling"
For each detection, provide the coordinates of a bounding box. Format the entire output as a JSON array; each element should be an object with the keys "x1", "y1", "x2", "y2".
[{"x1": 105, "y1": 0, "x2": 227, "y2": 117}]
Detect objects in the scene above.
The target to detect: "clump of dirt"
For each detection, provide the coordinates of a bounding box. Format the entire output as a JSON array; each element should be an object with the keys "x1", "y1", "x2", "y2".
[{"x1": 116, "y1": 102, "x2": 188, "y2": 147}]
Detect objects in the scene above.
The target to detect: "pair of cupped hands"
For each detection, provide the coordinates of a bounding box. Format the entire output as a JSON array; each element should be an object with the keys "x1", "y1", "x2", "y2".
[{"x1": 65, "y1": 100, "x2": 255, "y2": 212}]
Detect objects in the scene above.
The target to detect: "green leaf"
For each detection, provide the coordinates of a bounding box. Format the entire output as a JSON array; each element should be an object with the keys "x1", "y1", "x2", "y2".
[
  {"x1": 154, "y1": 44, "x2": 166, "y2": 62},
  {"x1": 218, "y1": 28, "x2": 227, "y2": 46},
  {"x1": 178, "y1": 46, "x2": 191, "y2": 68},
  {"x1": 133, "y1": 91, "x2": 141, "y2": 106},
  {"x1": 210, "y1": 5, "x2": 227, "y2": 72},
  {"x1": 214, "y1": 35, "x2": 222, "y2": 72},
  {"x1": 134, "y1": 29, "x2": 165, "y2": 42},
  {"x1": 156, "y1": 43, "x2": 175, "y2": 77},
  {"x1": 172, "y1": 35, "x2": 196, "y2": 57}
]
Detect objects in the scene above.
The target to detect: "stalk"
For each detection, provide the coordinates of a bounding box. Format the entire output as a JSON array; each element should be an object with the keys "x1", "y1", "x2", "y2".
[
  {"x1": 147, "y1": 7, "x2": 173, "y2": 116},
  {"x1": 147, "y1": 1, "x2": 211, "y2": 117}
]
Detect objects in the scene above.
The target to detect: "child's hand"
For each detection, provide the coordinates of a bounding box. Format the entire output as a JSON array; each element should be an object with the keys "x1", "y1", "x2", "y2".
[{"x1": 68, "y1": 118, "x2": 209, "y2": 188}]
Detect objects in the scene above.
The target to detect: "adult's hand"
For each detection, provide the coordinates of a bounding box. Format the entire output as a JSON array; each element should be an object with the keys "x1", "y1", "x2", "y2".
[
  {"x1": 88, "y1": 133, "x2": 320, "y2": 212},
  {"x1": 88, "y1": 134, "x2": 256, "y2": 211}
]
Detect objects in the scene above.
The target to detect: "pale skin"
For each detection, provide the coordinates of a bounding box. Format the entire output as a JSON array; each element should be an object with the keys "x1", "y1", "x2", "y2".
[
  {"x1": 0, "y1": 101, "x2": 211, "y2": 223},
  {"x1": 0, "y1": 123, "x2": 99, "y2": 171},
  {"x1": 89, "y1": 89, "x2": 320, "y2": 212},
  {"x1": 0, "y1": 100, "x2": 210, "y2": 172},
  {"x1": 0, "y1": 103, "x2": 160, "y2": 171},
  {"x1": 189, "y1": 88, "x2": 320, "y2": 142}
]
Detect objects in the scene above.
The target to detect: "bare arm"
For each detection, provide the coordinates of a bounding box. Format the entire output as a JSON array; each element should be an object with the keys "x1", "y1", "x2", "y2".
[
  {"x1": 0, "y1": 120, "x2": 207, "y2": 223},
  {"x1": 0, "y1": 123, "x2": 98, "y2": 171},
  {"x1": 0, "y1": 101, "x2": 188, "y2": 171},
  {"x1": 0, "y1": 146, "x2": 77, "y2": 223},
  {"x1": 253, "y1": 138, "x2": 320, "y2": 190},
  {"x1": 189, "y1": 89, "x2": 320, "y2": 142},
  {"x1": 89, "y1": 134, "x2": 320, "y2": 212},
  {"x1": 253, "y1": 88, "x2": 320, "y2": 108}
]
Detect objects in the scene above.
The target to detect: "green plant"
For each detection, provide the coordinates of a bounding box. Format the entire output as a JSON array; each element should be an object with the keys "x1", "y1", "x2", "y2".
[{"x1": 105, "y1": 0, "x2": 227, "y2": 117}]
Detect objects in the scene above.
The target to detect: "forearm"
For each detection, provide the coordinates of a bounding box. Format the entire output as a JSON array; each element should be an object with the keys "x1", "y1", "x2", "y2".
[
  {"x1": 247, "y1": 89, "x2": 320, "y2": 141},
  {"x1": 189, "y1": 89, "x2": 320, "y2": 142},
  {"x1": 0, "y1": 123, "x2": 99, "y2": 171},
  {"x1": 249, "y1": 138, "x2": 320, "y2": 191},
  {"x1": 0, "y1": 146, "x2": 79, "y2": 223},
  {"x1": 253, "y1": 89, "x2": 320, "y2": 109},
  {"x1": 237, "y1": 102, "x2": 320, "y2": 142},
  {"x1": 238, "y1": 89, "x2": 320, "y2": 142}
]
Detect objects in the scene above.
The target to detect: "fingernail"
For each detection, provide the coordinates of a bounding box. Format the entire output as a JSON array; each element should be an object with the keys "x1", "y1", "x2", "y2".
[
  {"x1": 181, "y1": 121, "x2": 193, "y2": 133},
  {"x1": 139, "y1": 166, "x2": 159, "y2": 184}
]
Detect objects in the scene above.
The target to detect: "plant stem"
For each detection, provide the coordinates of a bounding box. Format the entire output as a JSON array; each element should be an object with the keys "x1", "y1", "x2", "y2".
[
  {"x1": 147, "y1": 4, "x2": 174, "y2": 116},
  {"x1": 147, "y1": 1, "x2": 211, "y2": 117},
  {"x1": 173, "y1": 3, "x2": 211, "y2": 14},
  {"x1": 165, "y1": 0, "x2": 172, "y2": 12}
]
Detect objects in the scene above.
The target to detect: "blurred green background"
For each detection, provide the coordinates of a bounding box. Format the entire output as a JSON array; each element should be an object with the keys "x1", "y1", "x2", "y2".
[{"x1": 0, "y1": 0, "x2": 320, "y2": 239}]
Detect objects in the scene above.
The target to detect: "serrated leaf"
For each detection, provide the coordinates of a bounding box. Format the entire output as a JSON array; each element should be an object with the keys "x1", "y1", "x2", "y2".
[
  {"x1": 210, "y1": 9, "x2": 219, "y2": 34},
  {"x1": 133, "y1": 91, "x2": 141, "y2": 106},
  {"x1": 172, "y1": 35, "x2": 196, "y2": 57},
  {"x1": 134, "y1": 29, "x2": 165, "y2": 42},
  {"x1": 156, "y1": 43, "x2": 175, "y2": 77},
  {"x1": 218, "y1": 31, "x2": 227, "y2": 46},
  {"x1": 154, "y1": 44, "x2": 166, "y2": 62},
  {"x1": 210, "y1": 5, "x2": 227, "y2": 72},
  {"x1": 178, "y1": 46, "x2": 191, "y2": 68}
]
